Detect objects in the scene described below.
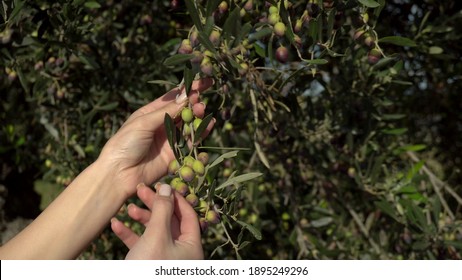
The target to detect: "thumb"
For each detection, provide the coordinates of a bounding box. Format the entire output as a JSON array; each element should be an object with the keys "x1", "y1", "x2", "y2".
[{"x1": 143, "y1": 183, "x2": 175, "y2": 244}]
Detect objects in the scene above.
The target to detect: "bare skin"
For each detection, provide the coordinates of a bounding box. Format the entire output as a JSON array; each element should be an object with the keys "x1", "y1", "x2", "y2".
[{"x1": 0, "y1": 78, "x2": 214, "y2": 260}]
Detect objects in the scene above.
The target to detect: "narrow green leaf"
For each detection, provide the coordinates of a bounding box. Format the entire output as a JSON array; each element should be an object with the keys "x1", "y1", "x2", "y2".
[
  {"x1": 431, "y1": 197, "x2": 441, "y2": 230},
  {"x1": 0, "y1": 1, "x2": 7, "y2": 22},
  {"x1": 208, "y1": 151, "x2": 239, "y2": 169},
  {"x1": 308, "y1": 19, "x2": 318, "y2": 43},
  {"x1": 205, "y1": 0, "x2": 221, "y2": 17},
  {"x1": 164, "y1": 113, "x2": 179, "y2": 162},
  {"x1": 40, "y1": 117, "x2": 59, "y2": 141},
  {"x1": 97, "y1": 102, "x2": 119, "y2": 111},
  {"x1": 238, "y1": 241, "x2": 251, "y2": 250},
  {"x1": 15, "y1": 67, "x2": 29, "y2": 94},
  {"x1": 358, "y1": 0, "x2": 380, "y2": 8},
  {"x1": 233, "y1": 186, "x2": 243, "y2": 215},
  {"x1": 375, "y1": 200, "x2": 400, "y2": 222},
  {"x1": 184, "y1": 0, "x2": 203, "y2": 31},
  {"x1": 147, "y1": 80, "x2": 177, "y2": 86},
  {"x1": 84, "y1": 1, "x2": 101, "y2": 9},
  {"x1": 400, "y1": 144, "x2": 427, "y2": 152},
  {"x1": 391, "y1": 80, "x2": 413, "y2": 86},
  {"x1": 236, "y1": 220, "x2": 262, "y2": 240},
  {"x1": 302, "y1": 58, "x2": 329, "y2": 65},
  {"x1": 382, "y1": 128, "x2": 408, "y2": 135},
  {"x1": 429, "y1": 46, "x2": 443, "y2": 55},
  {"x1": 236, "y1": 23, "x2": 253, "y2": 45},
  {"x1": 379, "y1": 36, "x2": 417, "y2": 47},
  {"x1": 217, "y1": 172, "x2": 262, "y2": 190},
  {"x1": 255, "y1": 141, "x2": 270, "y2": 169},
  {"x1": 207, "y1": 179, "x2": 217, "y2": 204},
  {"x1": 194, "y1": 113, "x2": 214, "y2": 143},
  {"x1": 9, "y1": 0, "x2": 25, "y2": 21},
  {"x1": 223, "y1": 7, "x2": 241, "y2": 42},
  {"x1": 163, "y1": 54, "x2": 195, "y2": 67},
  {"x1": 396, "y1": 185, "x2": 418, "y2": 194},
  {"x1": 401, "y1": 199, "x2": 427, "y2": 232},
  {"x1": 78, "y1": 54, "x2": 100, "y2": 69},
  {"x1": 311, "y1": 217, "x2": 333, "y2": 228},
  {"x1": 183, "y1": 63, "x2": 194, "y2": 95},
  {"x1": 406, "y1": 160, "x2": 424, "y2": 180},
  {"x1": 203, "y1": 16, "x2": 215, "y2": 35},
  {"x1": 197, "y1": 32, "x2": 217, "y2": 53},
  {"x1": 254, "y1": 42, "x2": 266, "y2": 58},
  {"x1": 326, "y1": 9, "x2": 336, "y2": 41},
  {"x1": 382, "y1": 114, "x2": 407, "y2": 120},
  {"x1": 248, "y1": 27, "x2": 273, "y2": 43},
  {"x1": 369, "y1": 155, "x2": 385, "y2": 184}
]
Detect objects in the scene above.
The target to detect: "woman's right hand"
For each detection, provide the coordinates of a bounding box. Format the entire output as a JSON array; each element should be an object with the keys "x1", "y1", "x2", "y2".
[{"x1": 111, "y1": 183, "x2": 203, "y2": 260}]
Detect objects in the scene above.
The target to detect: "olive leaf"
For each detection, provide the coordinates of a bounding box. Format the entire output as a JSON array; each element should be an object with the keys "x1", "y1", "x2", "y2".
[
  {"x1": 185, "y1": 0, "x2": 203, "y2": 31},
  {"x1": 379, "y1": 36, "x2": 417, "y2": 47},
  {"x1": 358, "y1": 0, "x2": 381, "y2": 8},
  {"x1": 248, "y1": 27, "x2": 272, "y2": 43},
  {"x1": 216, "y1": 172, "x2": 262, "y2": 191},
  {"x1": 208, "y1": 150, "x2": 239, "y2": 169},
  {"x1": 164, "y1": 113, "x2": 180, "y2": 162},
  {"x1": 205, "y1": 0, "x2": 221, "y2": 17},
  {"x1": 236, "y1": 220, "x2": 262, "y2": 240},
  {"x1": 163, "y1": 54, "x2": 195, "y2": 66},
  {"x1": 207, "y1": 179, "x2": 217, "y2": 204},
  {"x1": 183, "y1": 63, "x2": 194, "y2": 96},
  {"x1": 194, "y1": 113, "x2": 214, "y2": 142},
  {"x1": 223, "y1": 7, "x2": 241, "y2": 43}
]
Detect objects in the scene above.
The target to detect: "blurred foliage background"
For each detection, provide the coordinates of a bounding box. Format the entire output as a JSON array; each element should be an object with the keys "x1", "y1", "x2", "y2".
[{"x1": 1, "y1": 0, "x2": 461, "y2": 259}]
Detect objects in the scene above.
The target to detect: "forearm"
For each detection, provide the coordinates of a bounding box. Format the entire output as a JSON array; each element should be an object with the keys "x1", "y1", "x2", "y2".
[{"x1": 0, "y1": 159, "x2": 128, "y2": 259}]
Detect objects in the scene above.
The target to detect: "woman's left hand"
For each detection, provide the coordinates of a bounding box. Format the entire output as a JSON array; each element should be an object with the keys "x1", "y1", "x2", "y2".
[{"x1": 99, "y1": 78, "x2": 214, "y2": 197}]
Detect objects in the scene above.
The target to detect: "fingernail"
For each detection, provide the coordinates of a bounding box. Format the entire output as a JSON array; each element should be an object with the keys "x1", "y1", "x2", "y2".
[
  {"x1": 176, "y1": 88, "x2": 188, "y2": 104},
  {"x1": 136, "y1": 182, "x2": 146, "y2": 190},
  {"x1": 158, "y1": 183, "x2": 172, "y2": 197}
]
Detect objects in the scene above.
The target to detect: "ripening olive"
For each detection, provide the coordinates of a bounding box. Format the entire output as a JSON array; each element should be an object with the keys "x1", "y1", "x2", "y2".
[
  {"x1": 186, "y1": 193, "x2": 199, "y2": 207},
  {"x1": 206, "y1": 210, "x2": 220, "y2": 224},
  {"x1": 168, "y1": 159, "x2": 180, "y2": 175},
  {"x1": 273, "y1": 22, "x2": 286, "y2": 37},
  {"x1": 181, "y1": 107, "x2": 194, "y2": 123},
  {"x1": 192, "y1": 160, "x2": 205, "y2": 176},
  {"x1": 275, "y1": 46, "x2": 289, "y2": 63},
  {"x1": 179, "y1": 166, "x2": 195, "y2": 182},
  {"x1": 184, "y1": 155, "x2": 195, "y2": 167},
  {"x1": 367, "y1": 48, "x2": 381, "y2": 64},
  {"x1": 197, "y1": 152, "x2": 209, "y2": 165}
]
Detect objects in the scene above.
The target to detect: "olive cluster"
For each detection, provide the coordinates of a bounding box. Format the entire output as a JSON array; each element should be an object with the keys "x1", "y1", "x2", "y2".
[
  {"x1": 352, "y1": 12, "x2": 382, "y2": 64},
  {"x1": 166, "y1": 102, "x2": 220, "y2": 233}
]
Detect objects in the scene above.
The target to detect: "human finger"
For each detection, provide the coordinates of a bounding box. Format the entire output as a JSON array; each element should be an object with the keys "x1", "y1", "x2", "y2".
[
  {"x1": 127, "y1": 203, "x2": 151, "y2": 225},
  {"x1": 136, "y1": 183, "x2": 156, "y2": 211},
  {"x1": 142, "y1": 184, "x2": 175, "y2": 244},
  {"x1": 127, "y1": 78, "x2": 214, "y2": 121},
  {"x1": 110, "y1": 217, "x2": 140, "y2": 249},
  {"x1": 173, "y1": 191, "x2": 201, "y2": 243}
]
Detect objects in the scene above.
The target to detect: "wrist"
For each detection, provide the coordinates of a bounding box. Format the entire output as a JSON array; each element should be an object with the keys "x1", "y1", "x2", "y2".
[{"x1": 91, "y1": 155, "x2": 133, "y2": 201}]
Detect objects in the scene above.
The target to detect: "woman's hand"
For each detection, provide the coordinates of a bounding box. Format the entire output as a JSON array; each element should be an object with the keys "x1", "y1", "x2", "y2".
[
  {"x1": 111, "y1": 183, "x2": 203, "y2": 259},
  {"x1": 99, "y1": 78, "x2": 214, "y2": 197}
]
